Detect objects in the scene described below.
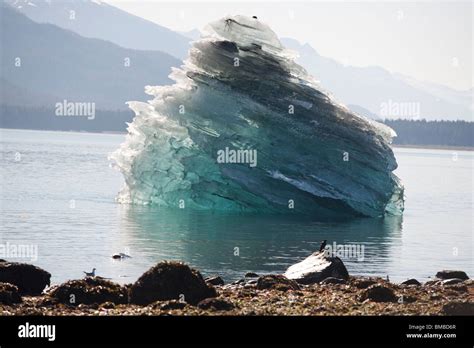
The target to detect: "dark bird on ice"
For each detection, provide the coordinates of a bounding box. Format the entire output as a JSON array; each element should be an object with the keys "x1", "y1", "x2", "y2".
[
  {"x1": 319, "y1": 240, "x2": 327, "y2": 252},
  {"x1": 252, "y1": 16, "x2": 258, "y2": 19}
]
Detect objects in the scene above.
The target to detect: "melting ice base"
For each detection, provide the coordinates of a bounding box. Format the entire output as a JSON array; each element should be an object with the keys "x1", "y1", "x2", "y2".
[{"x1": 110, "y1": 15, "x2": 404, "y2": 218}]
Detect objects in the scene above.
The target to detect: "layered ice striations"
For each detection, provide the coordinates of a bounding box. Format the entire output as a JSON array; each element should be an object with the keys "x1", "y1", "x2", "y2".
[{"x1": 110, "y1": 15, "x2": 404, "y2": 218}]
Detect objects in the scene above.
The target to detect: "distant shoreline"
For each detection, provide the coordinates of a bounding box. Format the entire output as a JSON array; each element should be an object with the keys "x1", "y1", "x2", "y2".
[{"x1": 1, "y1": 128, "x2": 473, "y2": 152}]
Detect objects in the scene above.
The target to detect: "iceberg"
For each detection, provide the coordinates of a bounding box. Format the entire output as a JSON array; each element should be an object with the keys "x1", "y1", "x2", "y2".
[{"x1": 110, "y1": 15, "x2": 404, "y2": 218}]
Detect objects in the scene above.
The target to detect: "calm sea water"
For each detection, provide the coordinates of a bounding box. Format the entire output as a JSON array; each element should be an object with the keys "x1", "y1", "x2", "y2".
[{"x1": 0, "y1": 128, "x2": 472, "y2": 285}]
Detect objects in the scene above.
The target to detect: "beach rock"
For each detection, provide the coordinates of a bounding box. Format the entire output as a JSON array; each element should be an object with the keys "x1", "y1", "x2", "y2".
[
  {"x1": 256, "y1": 275, "x2": 300, "y2": 291},
  {"x1": 360, "y1": 285, "x2": 397, "y2": 303},
  {"x1": 352, "y1": 277, "x2": 380, "y2": 289},
  {"x1": 48, "y1": 277, "x2": 128, "y2": 306},
  {"x1": 129, "y1": 261, "x2": 216, "y2": 305},
  {"x1": 401, "y1": 279, "x2": 421, "y2": 286},
  {"x1": 424, "y1": 279, "x2": 441, "y2": 286},
  {"x1": 36, "y1": 297, "x2": 58, "y2": 307},
  {"x1": 197, "y1": 297, "x2": 235, "y2": 311},
  {"x1": 430, "y1": 293, "x2": 443, "y2": 301},
  {"x1": 464, "y1": 279, "x2": 474, "y2": 286},
  {"x1": 401, "y1": 295, "x2": 418, "y2": 303},
  {"x1": 442, "y1": 278, "x2": 464, "y2": 285},
  {"x1": 442, "y1": 301, "x2": 474, "y2": 315},
  {"x1": 284, "y1": 251, "x2": 349, "y2": 284},
  {"x1": 435, "y1": 270, "x2": 469, "y2": 280},
  {"x1": 446, "y1": 285, "x2": 468, "y2": 293},
  {"x1": 112, "y1": 253, "x2": 131, "y2": 260},
  {"x1": 100, "y1": 301, "x2": 116, "y2": 309},
  {"x1": 0, "y1": 262, "x2": 51, "y2": 295},
  {"x1": 158, "y1": 300, "x2": 188, "y2": 310},
  {"x1": 245, "y1": 272, "x2": 259, "y2": 278},
  {"x1": 321, "y1": 277, "x2": 347, "y2": 285},
  {"x1": 205, "y1": 276, "x2": 225, "y2": 286},
  {"x1": 0, "y1": 282, "x2": 22, "y2": 304}
]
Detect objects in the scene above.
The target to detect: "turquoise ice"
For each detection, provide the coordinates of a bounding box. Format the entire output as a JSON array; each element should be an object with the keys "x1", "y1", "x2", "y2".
[{"x1": 110, "y1": 15, "x2": 404, "y2": 218}]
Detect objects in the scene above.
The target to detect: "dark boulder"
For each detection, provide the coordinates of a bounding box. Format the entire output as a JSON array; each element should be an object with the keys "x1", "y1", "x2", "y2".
[
  {"x1": 401, "y1": 278, "x2": 421, "y2": 286},
  {"x1": 321, "y1": 277, "x2": 347, "y2": 285},
  {"x1": 48, "y1": 277, "x2": 128, "y2": 306},
  {"x1": 443, "y1": 284, "x2": 468, "y2": 293},
  {"x1": 205, "y1": 276, "x2": 225, "y2": 286},
  {"x1": 197, "y1": 297, "x2": 235, "y2": 311},
  {"x1": 0, "y1": 282, "x2": 22, "y2": 304},
  {"x1": 256, "y1": 275, "x2": 300, "y2": 291},
  {"x1": 245, "y1": 272, "x2": 259, "y2": 278},
  {"x1": 284, "y1": 251, "x2": 349, "y2": 284},
  {"x1": 360, "y1": 285, "x2": 397, "y2": 303},
  {"x1": 157, "y1": 300, "x2": 188, "y2": 310},
  {"x1": 442, "y1": 278, "x2": 464, "y2": 285},
  {"x1": 435, "y1": 270, "x2": 469, "y2": 280},
  {"x1": 424, "y1": 279, "x2": 441, "y2": 286},
  {"x1": 129, "y1": 261, "x2": 216, "y2": 305},
  {"x1": 442, "y1": 301, "x2": 474, "y2": 315},
  {"x1": 0, "y1": 262, "x2": 50, "y2": 295}
]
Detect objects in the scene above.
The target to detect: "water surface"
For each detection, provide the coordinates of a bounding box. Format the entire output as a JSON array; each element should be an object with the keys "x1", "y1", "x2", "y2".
[{"x1": 0, "y1": 129, "x2": 472, "y2": 284}]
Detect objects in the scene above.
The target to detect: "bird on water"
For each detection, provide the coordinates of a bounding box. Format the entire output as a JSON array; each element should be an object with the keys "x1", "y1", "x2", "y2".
[{"x1": 83, "y1": 268, "x2": 96, "y2": 277}]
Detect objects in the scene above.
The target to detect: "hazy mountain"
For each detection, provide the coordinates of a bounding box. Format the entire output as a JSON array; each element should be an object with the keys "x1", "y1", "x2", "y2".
[
  {"x1": 4, "y1": 1, "x2": 472, "y2": 122},
  {"x1": 6, "y1": 0, "x2": 191, "y2": 59},
  {"x1": 1, "y1": 5, "x2": 181, "y2": 110},
  {"x1": 394, "y1": 73, "x2": 473, "y2": 112},
  {"x1": 281, "y1": 38, "x2": 473, "y2": 121},
  {"x1": 0, "y1": 77, "x2": 61, "y2": 107},
  {"x1": 346, "y1": 104, "x2": 382, "y2": 121},
  {"x1": 179, "y1": 28, "x2": 201, "y2": 41}
]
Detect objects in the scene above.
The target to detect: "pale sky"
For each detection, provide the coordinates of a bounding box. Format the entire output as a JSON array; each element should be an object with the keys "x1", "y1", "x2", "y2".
[{"x1": 105, "y1": 0, "x2": 473, "y2": 91}]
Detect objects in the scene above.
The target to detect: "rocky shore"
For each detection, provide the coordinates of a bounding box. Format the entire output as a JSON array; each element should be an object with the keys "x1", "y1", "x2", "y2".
[{"x1": 0, "y1": 256, "x2": 472, "y2": 316}]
